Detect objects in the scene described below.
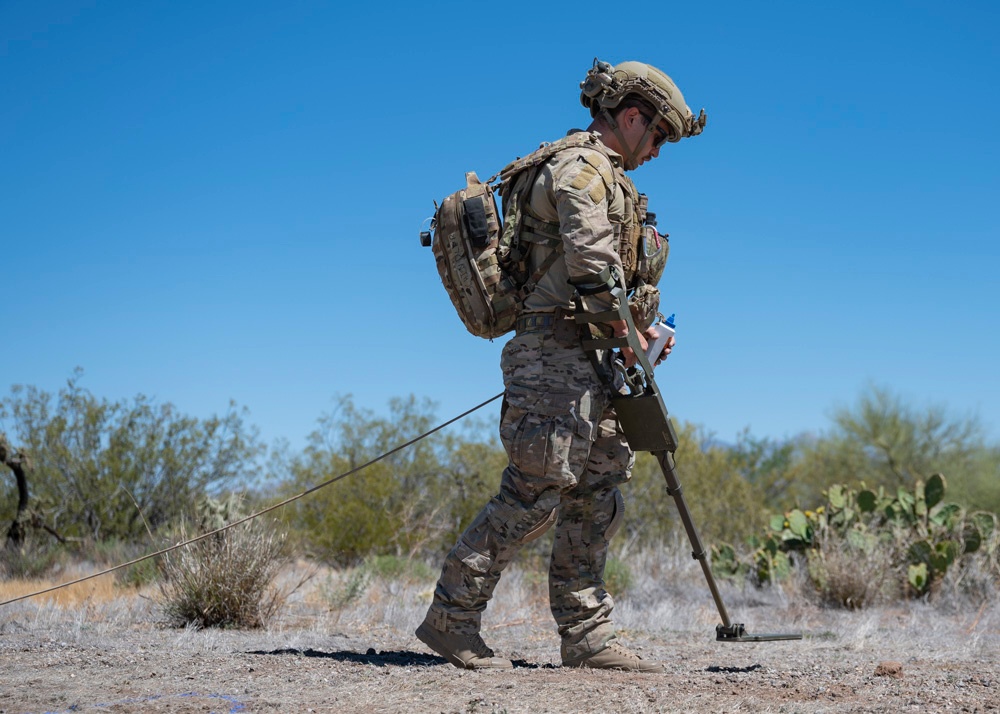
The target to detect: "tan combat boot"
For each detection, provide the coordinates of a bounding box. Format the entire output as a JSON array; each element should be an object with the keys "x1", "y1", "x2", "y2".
[
  {"x1": 563, "y1": 641, "x2": 665, "y2": 673},
  {"x1": 415, "y1": 620, "x2": 513, "y2": 670}
]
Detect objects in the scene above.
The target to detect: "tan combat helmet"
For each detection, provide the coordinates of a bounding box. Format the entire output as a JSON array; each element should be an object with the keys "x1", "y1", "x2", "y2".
[{"x1": 580, "y1": 58, "x2": 706, "y2": 153}]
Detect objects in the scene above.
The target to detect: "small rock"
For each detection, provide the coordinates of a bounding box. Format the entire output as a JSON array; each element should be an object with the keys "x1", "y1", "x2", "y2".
[{"x1": 874, "y1": 661, "x2": 904, "y2": 679}]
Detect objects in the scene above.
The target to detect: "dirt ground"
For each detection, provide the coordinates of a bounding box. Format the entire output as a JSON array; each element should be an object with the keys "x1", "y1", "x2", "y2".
[{"x1": 1, "y1": 567, "x2": 998, "y2": 714}]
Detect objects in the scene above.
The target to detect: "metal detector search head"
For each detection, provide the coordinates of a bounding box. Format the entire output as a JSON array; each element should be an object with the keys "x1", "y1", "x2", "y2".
[{"x1": 717, "y1": 623, "x2": 802, "y2": 643}]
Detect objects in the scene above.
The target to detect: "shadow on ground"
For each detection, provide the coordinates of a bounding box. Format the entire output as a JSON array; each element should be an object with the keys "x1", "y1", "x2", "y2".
[
  {"x1": 247, "y1": 648, "x2": 555, "y2": 669},
  {"x1": 706, "y1": 664, "x2": 763, "y2": 674}
]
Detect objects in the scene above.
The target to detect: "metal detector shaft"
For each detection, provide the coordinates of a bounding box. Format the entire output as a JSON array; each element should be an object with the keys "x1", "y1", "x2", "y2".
[
  {"x1": 653, "y1": 449, "x2": 732, "y2": 630},
  {"x1": 609, "y1": 379, "x2": 802, "y2": 641},
  {"x1": 652, "y1": 449, "x2": 802, "y2": 642}
]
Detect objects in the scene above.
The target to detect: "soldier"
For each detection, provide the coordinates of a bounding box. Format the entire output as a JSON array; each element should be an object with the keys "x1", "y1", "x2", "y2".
[{"x1": 416, "y1": 59, "x2": 706, "y2": 672}]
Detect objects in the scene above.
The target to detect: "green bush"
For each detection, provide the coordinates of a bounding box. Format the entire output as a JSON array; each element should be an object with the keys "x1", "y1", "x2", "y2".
[
  {"x1": 0, "y1": 539, "x2": 69, "y2": 579},
  {"x1": 91, "y1": 539, "x2": 161, "y2": 589},
  {"x1": 793, "y1": 386, "x2": 1000, "y2": 512},
  {"x1": 0, "y1": 371, "x2": 263, "y2": 543},
  {"x1": 365, "y1": 554, "x2": 434, "y2": 582},
  {"x1": 623, "y1": 423, "x2": 769, "y2": 552},
  {"x1": 603, "y1": 556, "x2": 633, "y2": 596},
  {"x1": 275, "y1": 395, "x2": 503, "y2": 565}
]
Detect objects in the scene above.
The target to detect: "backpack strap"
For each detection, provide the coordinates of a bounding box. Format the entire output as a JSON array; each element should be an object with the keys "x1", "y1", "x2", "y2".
[
  {"x1": 492, "y1": 132, "x2": 611, "y2": 185},
  {"x1": 517, "y1": 216, "x2": 564, "y2": 302},
  {"x1": 519, "y1": 213, "x2": 561, "y2": 245}
]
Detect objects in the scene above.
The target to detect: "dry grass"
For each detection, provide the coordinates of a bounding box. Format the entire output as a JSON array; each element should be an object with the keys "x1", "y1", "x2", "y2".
[
  {"x1": 805, "y1": 537, "x2": 901, "y2": 609},
  {"x1": 0, "y1": 569, "x2": 119, "y2": 608},
  {"x1": 157, "y1": 519, "x2": 292, "y2": 629},
  {"x1": 2, "y1": 540, "x2": 998, "y2": 714},
  {"x1": 2, "y1": 539, "x2": 997, "y2": 656}
]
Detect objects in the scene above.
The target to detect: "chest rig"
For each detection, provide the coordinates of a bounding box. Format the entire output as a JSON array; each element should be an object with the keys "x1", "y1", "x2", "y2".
[
  {"x1": 607, "y1": 170, "x2": 668, "y2": 330},
  {"x1": 611, "y1": 172, "x2": 665, "y2": 278}
]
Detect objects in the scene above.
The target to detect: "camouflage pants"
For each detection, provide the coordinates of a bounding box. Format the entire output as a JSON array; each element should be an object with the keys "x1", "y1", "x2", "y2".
[{"x1": 424, "y1": 331, "x2": 634, "y2": 662}]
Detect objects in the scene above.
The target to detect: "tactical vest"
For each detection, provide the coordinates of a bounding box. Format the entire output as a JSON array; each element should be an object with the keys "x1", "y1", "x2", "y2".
[{"x1": 613, "y1": 171, "x2": 668, "y2": 330}]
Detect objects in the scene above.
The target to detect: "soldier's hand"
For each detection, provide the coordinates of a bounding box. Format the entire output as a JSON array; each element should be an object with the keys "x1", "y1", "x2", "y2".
[
  {"x1": 643, "y1": 327, "x2": 676, "y2": 366},
  {"x1": 611, "y1": 320, "x2": 648, "y2": 368}
]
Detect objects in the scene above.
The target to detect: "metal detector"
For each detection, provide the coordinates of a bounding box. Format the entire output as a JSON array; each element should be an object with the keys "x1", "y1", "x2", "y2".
[{"x1": 575, "y1": 298, "x2": 803, "y2": 643}]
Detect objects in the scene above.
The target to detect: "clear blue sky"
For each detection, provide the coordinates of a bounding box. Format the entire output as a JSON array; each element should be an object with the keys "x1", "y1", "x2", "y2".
[{"x1": 2, "y1": 0, "x2": 998, "y2": 454}]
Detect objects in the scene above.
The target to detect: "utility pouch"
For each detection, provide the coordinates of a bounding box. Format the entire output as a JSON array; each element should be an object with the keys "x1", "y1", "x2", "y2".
[
  {"x1": 628, "y1": 283, "x2": 661, "y2": 332},
  {"x1": 552, "y1": 307, "x2": 580, "y2": 348},
  {"x1": 462, "y1": 194, "x2": 492, "y2": 248}
]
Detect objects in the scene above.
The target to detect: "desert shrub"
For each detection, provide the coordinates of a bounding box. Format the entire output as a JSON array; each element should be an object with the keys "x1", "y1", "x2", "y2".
[
  {"x1": 365, "y1": 554, "x2": 435, "y2": 582},
  {"x1": 794, "y1": 386, "x2": 1000, "y2": 512},
  {"x1": 157, "y1": 497, "x2": 290, "y2": 629},
  {"x1": 805, "y1": 532, "x2": 899, "y2": 609},
  {"x1": 91, "y1": 539, "x2": 161, "y2": 589},
  {"x1": 0, "y1": 371, "x2": 263, "y2": 543},
  {"x1": 322, "y1": 565, "x2": 372, "y2": 613},
  {"x1": 279, "y1": 458, "x2": 405, "y2": 565},
  {"x1": 623, "y1": 423, "x2": 768, "y2": 550},
  {"x1": 0, "y1": 538, "x2": 69, "y2": 579},
  {"x1": 118, "y1": 556, "x2": 161, "y2": 589}
]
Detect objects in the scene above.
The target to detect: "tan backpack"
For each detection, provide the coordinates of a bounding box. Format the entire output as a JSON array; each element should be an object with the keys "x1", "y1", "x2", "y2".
[{"x1": 422, "y1": 134, "x2": 611, "y2": 339}]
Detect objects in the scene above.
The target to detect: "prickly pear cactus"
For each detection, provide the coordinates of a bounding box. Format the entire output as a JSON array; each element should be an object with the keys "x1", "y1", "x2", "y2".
[{"x1": 723, "y1": 473, "x2": 998, "y2": 601}]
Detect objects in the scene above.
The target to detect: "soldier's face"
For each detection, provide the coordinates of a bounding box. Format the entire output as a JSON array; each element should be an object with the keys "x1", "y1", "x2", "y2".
[
  {"x1": 637, "y1": 114, "x2": 669, "y2": 166},
  {"x1": 636, "y1": 126, "x2": 666, "y2": 166},
  {"x1": 616, "y1": 107, "x2": 669, "y2": 170}
]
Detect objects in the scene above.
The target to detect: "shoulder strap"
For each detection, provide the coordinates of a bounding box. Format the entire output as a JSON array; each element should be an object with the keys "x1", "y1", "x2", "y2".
[{"x1": 490, "y1": 132, "x2": 613, "y2": 185}]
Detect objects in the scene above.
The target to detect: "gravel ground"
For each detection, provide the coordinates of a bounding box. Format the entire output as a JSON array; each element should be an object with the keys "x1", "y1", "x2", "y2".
[{"x1": 1, "y1": 564, "x2": 997, "y2": 713}]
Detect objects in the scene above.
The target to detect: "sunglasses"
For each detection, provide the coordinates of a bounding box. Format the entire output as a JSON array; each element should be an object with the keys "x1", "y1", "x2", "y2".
[{"x1": 640, "y1": 113, "x2": 669, "y2": 148}]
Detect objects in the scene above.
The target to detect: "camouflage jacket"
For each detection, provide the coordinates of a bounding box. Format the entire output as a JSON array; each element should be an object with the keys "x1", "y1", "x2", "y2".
[{"x1": 521, "y1": 130, "x2": 646, "y2": 315}]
